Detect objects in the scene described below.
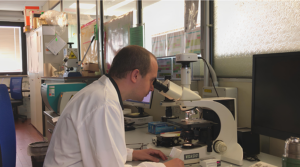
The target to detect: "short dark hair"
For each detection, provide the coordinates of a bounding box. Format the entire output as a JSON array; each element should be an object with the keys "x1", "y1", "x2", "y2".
[{"x1": 108, "y1": 45, "x2": 156, "y2": 79}]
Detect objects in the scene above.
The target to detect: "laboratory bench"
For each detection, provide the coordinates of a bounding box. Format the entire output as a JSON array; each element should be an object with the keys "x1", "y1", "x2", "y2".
[
  {"x1": 42, "y1": 111, "x2": 282, "y2": 166},
  {"x1": 125, "y1": 127, "x2": 282, "y2": 167}
]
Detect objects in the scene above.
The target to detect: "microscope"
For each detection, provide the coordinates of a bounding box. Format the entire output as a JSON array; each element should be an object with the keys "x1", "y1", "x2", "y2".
[{"x1": 153, "y1": 53, "x2": 243, "y2": 165}]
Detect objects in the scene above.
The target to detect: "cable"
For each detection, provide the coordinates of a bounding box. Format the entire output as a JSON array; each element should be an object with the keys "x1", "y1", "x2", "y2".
[
  {"x1": 243, "y1": 154, "x2": 260, "y2": 162},
  {"x1": 198, "y1": 57, "x2": 219, "y2": 97}
]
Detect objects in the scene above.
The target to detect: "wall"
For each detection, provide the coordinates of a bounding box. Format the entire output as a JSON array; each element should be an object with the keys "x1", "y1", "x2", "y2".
[
  {"x1": 0, "y1": 10, "x2": 24, "y2": 22},
  {"x1": 0, "y1": 76, "x2": 31, "y2": 118}
]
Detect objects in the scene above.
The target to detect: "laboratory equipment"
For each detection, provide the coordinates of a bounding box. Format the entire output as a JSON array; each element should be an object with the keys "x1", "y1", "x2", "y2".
[
  {"x1": 152, "y1": 53, "x2": 243, "y2": 165},
  {"x1": 251, "y1": 52, "x2": 300, "y2": 140},
  {"x1": 161, "y1": 76, "x2": 179, "y2": 122},
  {"x1": 41, "y1": 82, "x2": 86, "y2": 115},
  {"x1": 282, "y1": 137, "x2": 300, "y2": 166},
  {"x1": 63, "y1": 42, "x2": 81, "y2": 77}
]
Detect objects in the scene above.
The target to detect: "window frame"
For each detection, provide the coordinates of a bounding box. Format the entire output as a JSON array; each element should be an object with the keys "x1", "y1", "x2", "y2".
[{"x1": 0, "y1": 21, "x2": 27, "y2": 75}]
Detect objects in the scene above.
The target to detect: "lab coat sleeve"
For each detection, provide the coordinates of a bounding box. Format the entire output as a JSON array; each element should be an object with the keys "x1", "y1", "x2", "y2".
[
  {"x1": 79, "y1": 104, "x2": 165, "y2": 167},
  {"x1": 127, "y1": 148, "x2": 133, "y2": 161}
]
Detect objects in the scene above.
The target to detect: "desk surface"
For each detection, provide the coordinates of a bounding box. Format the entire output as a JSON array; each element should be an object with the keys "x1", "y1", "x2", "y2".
[
  {"x1": 125, "y1": 127, "x2": 282, "y2": 167},
  {"x1": 8, "y1": 89, "x2": 30, "y2": 93}
]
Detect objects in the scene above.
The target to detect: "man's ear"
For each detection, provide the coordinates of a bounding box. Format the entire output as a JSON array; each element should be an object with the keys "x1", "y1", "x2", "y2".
[{"x1": 130, "y1": 69, "x2": 140, "y2": 83}]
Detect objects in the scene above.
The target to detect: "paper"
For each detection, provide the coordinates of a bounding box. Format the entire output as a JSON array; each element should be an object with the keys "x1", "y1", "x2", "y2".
[
  {"x1": 186, "y1": 27, "x2": 200, "y2": 54},
  {"x1": 46, "y1": 35, "x2": 67, "y2": 55},
  {"x1": 152, "y1": 35, "x2": 166, "y2": 57},
  {"x1": 167, "y1": 31, "x2": 184, "y2": 56},
  {"x1": 52, "y1": 116, "x2": 59, "y2": 123},
  {"x1": 130, "y1": 26, "x2": 143, "y2": 47}
]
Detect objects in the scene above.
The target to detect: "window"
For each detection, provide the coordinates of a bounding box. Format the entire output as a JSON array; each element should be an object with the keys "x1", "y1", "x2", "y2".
[{"x1": 0, "y1": 22, "x2": 26, "y2": 74}]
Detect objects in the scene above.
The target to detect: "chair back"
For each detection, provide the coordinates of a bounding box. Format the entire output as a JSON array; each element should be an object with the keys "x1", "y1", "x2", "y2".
[
  {"x1": 10, "y1": 77, "x2": 23, "y2": 100},
  {"x1": 0, "y1": 84, "x2": 16, "y2": 167}
]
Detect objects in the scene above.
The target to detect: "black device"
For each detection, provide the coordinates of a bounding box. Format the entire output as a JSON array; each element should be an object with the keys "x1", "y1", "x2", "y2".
[
  {"x1": 252, "y1": 52, "x2": 300, "y2": 140},
  {"x1": 168, "y1": 119, "x2": 216, "y2": 151},
  {"x1": 237, "y1": 128, "x2": 260, "y2": 157},
  {"x1": 153, "y1": 135, "x2": 182, "y2": 147},
  {"x1": 124, "y1": 119, "x2": 135, "y2": 131}
]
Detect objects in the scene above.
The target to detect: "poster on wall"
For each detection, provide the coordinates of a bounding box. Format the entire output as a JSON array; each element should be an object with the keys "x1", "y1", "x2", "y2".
[
  {"x1": 184, "y1": 0, "x2": 199, "y2": 32},
  {"x1": 157, "y1": 58, "x2": 172, "y2": 79},
  {"x1": 104, "y1": 11, "x2": 133, "y2": 74},
  {"x1": 130, "y1": 25, "x2": 143, "y2": 47},
  {"x1": 186, "y1": 27, "x2": 200, "y2": 54},
  {"x1": 152, "y1": 35, "x2": 166, "y2": 57},
  {"x1": 167, "y1": 31, "x2": 184, "y2": 56}
]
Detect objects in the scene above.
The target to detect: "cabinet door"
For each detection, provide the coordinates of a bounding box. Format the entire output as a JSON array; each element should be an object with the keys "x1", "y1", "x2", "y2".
[{"x1": 28, "y1": 73, "x2": 36, "y2": 128}]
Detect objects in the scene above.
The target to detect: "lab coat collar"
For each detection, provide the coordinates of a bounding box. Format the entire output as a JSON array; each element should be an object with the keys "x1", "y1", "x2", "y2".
[{"x1": 105, "y1": 74, "x2": 124, "y2": 110}]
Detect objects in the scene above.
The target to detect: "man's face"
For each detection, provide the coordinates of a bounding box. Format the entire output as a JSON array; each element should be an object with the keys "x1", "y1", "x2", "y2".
[{"x1": 134, "y1": 56, "x2": 158, "y2": 101}]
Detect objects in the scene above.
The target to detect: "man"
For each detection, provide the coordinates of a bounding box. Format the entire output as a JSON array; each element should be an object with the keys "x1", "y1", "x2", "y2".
[{"x1": 44, "y1": 45, "x2": 184, "y2": 167}]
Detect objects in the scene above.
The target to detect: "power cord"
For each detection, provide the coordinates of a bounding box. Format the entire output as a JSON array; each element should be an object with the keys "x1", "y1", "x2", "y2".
[
  {"x1": 198, "y1": 57, "x2": 219, "y2": 97},
  {"x1": 243, "y1": 154, "x2": 260, "y2": 162}
]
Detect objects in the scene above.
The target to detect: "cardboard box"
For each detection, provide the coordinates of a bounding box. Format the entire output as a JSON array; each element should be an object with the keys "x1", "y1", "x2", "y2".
[
  {"x1": 30, "y1": 11, "x2": 44, "y2": 29},
  {"x1": 82, "y1": 63, "x2": 99, "y2": 72},
  {"x1": 24, "y1": 6, "x2": 39, "y2": 26},
  {"x1": 81, "y1": 70, "x2": 95, "y2": 77}
]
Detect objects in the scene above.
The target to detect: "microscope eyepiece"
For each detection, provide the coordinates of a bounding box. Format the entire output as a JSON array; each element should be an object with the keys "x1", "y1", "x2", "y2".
[{"x1": 153, "y1": 79, "x2": 169, "y2": 93}]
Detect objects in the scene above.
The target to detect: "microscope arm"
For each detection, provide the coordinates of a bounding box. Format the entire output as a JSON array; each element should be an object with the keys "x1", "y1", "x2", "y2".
[{"x1": 175, "y1": 99, "x2": 243, "y2": 165}]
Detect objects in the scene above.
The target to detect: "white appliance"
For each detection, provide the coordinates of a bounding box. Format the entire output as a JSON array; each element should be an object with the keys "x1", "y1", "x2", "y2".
[{"x1": 27, "y1": 25, "x2": 68, "y2": 134}]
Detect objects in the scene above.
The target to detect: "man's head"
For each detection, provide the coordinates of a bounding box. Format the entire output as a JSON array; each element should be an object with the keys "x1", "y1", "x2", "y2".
[{"x1": 108, "y1": 45, "x2": 158, "y2": 101}]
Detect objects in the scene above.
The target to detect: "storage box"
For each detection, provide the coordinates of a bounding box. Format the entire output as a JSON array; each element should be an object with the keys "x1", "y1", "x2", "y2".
[
  {"x1": 24, "y1": 6, "x2": 40, "y2": 26},
  {"x1": 82, "y1": 63, "x2": 99, "y2": 72},
  {"x1": 148, "y1": 122, "x2": 182, "y2": 135},
  {"x1": 23, "y1": 26, "x2": 30, "y2": 33},
  {"x1": 81, "y1": 70, "x2": 95, "y2": 76},
  {"x1": 30, "y1": 11, "x2": 44, "y2": 29}
]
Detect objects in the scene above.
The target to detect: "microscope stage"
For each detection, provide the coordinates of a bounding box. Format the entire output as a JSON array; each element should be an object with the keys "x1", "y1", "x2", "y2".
[{"x1": 167, "y1": 119, "x2": 216, "y2": 129}]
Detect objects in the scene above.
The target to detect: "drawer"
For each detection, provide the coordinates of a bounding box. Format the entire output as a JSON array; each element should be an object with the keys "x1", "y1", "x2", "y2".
[{"x1": 46, "y1": 120, "x2": 55, "y2": 143}]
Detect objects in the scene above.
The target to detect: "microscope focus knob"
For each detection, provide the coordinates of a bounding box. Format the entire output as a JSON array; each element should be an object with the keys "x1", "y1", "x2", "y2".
[{"x1": 214, "y1": 140, "x2": 227, "y2": 153}]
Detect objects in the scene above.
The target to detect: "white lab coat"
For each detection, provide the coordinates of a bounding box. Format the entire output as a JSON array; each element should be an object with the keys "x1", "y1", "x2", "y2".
[{"x1": 43, "y1": 75, "x2": 165, "y2": 167}]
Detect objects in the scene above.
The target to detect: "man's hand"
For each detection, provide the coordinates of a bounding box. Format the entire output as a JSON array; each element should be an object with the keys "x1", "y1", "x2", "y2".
[
  {"x1": 132, "y1": 148, "x2": 168, "y2": 162},
  {"x1": 163, "y1": 158, "x2": 184, "y2": 167}
]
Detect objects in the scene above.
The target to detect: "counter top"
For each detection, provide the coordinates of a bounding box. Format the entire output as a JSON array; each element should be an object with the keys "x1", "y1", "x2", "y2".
[{"x1": 125, "y1": 127, "x2": 282, "y2": 167}]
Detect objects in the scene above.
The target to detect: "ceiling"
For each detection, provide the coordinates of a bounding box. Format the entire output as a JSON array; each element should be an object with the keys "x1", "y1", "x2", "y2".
[
  {"x1": 0, "y1": 0, "x2": 48, "y2": 11},
  {"x1": 0, "y1": 0, "x2": 160, "y2": 22}
]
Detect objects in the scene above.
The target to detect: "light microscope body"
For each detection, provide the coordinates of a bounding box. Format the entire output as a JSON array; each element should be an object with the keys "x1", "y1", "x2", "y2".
[
  {"x1": 169, "y1": 98, "x2": 243, "y2": 165},
  {"x1": 153, "y1": 53, "x2": 243, "y2": 165}
]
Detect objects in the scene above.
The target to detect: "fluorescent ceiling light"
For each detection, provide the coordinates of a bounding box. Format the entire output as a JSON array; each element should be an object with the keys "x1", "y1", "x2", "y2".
[
  {"x1": 106, "y1": 0, "x2": 134, "y2": 12},
  {"x1": 70, "y1": 3, "x2": 96, "y2": 9}
]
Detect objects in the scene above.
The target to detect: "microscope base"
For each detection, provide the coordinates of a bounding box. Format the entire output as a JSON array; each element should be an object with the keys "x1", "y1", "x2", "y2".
[{"x1": 169, "y1": 144, "x2": 243, "y2": 165}]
